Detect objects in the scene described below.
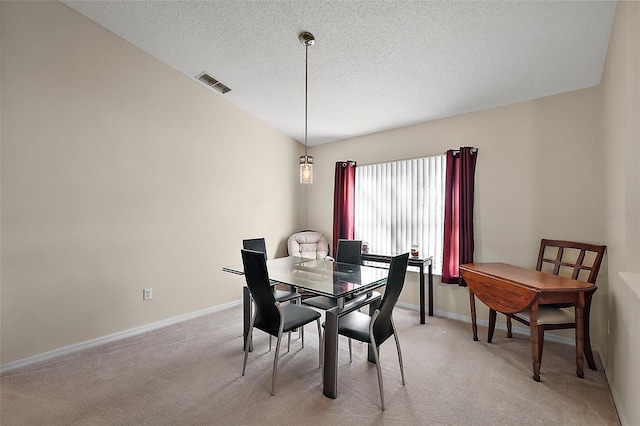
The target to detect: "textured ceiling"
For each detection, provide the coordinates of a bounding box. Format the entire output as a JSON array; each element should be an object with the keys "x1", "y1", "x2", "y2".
[{"x1": 61, "y1": 1, "x2": 616, "y2": 146}]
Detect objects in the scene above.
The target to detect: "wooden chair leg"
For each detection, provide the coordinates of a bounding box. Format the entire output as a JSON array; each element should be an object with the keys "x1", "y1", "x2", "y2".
[
  {"x1": 537, "y1": 326, "x2": 545, "y2": 368},
  {"x1": 488, "y1": 309, "x2": 497, "y2": 343},
  {"x1": 583, "y1": 304, "x2": 597, "y2": 370}
]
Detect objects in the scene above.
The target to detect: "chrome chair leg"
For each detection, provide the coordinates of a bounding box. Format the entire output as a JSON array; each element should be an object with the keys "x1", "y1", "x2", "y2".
[
  {"x1": 370, "y1": 335, "x2": 385, "y2": 411},
  {"x1": 391, "y1": 318, "x2": 405, "y2": 385},
  {"x1": 348, "y1": 338, "x2": 352, "y2": 363},
  {"x1": 271, "y1": 331, "x2": 282, "y2": 396},
  {"x1": 320, "y1": 328, "x2": 325, "y2": 383},
  {"x1": 273, "y1": 332, "x2": 291, "y2": 353},
  {"x1": 298, "y1": 295, "x2": 303, "y2": 339},
  {"x1": 316, "y1": 319, "x2": 322, "y2": 368},
  {"x1": 393, "y1": 331, "x2": 405, "y2": 385},
  {"x1": 242, "y1": 317, "x2": 256, "y2": 376}
]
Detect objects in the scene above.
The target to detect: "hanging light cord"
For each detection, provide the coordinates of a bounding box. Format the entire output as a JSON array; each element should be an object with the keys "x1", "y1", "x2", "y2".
[{"x1": 304, "y1": 40, "x2": 309, "y2": 159}]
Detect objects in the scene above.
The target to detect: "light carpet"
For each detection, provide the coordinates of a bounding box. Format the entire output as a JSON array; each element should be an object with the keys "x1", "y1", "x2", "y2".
[{"x1": 0, "y1": 306, "x2": 620, "y2": 425}]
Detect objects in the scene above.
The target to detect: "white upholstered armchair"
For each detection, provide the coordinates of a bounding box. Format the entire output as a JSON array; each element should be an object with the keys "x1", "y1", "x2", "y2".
[{"x1": 287, "y1": 230, "x2": 331, "y2": 260}]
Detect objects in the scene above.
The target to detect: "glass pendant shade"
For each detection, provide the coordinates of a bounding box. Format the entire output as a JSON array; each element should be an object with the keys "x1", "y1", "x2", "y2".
[{"x1": 299, "y1": 155, "x2": 314, "y2": 184}]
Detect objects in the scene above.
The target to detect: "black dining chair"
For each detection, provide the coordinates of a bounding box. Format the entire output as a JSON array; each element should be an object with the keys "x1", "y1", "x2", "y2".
[
  {"x1": 334, "y1": 252, "x2": 409, "y2": 411},
  {"x1": 241, "y1": 249, "x2": 322, "y2": 396},
  {"x1": 243, "y1": 238, "x2": 301, "y2": 305},
  {"x1": 335, "y1": 239, "x2": 363, "y2": 265},
  {"x1": 243, "y1": 238, "x2": 302, "y2": 350},
  {"x1": 302, "y1": 239, "x2": 365, "y2": 310}
]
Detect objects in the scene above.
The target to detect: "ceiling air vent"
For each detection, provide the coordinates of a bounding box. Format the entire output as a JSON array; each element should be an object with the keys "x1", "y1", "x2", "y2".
[{"x1": 196, "y1": 72, "x2": 231, "y2": 94}]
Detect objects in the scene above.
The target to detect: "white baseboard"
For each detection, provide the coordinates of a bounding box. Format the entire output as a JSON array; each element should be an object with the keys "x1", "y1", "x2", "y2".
[
  {"x1": 2, "y1": 300, "x2": 599, "y2": 375},
  {"x1": 0, "y1": 300, "x2": 241, "y2": 375},
  {"x1": 605, "y1": 369, "x2": 628, "y2": 426}
]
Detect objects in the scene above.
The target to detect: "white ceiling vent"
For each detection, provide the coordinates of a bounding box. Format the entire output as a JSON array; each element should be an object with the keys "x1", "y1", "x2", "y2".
[{"x1": 196, "y1": 72, "x2": 231, "y2": 94}]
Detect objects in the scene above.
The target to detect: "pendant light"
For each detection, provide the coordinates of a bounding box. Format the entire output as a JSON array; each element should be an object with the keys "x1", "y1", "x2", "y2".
[{"x1": 299, "y1": 31, "x2": 314, "y2": 184}]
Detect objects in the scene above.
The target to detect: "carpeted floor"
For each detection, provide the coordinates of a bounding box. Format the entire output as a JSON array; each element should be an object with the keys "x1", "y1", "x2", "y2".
[{"x1": 0, "y1": 305, "x2": 620, "y2": 425}]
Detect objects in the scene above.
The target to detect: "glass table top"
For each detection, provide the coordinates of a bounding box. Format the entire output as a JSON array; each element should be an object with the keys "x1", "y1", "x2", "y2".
[{"x1": 224, "y1": 256, "x2": 389, "y2": 299}]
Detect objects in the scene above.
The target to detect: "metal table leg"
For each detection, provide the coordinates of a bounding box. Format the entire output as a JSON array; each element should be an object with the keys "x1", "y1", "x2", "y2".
[
  {"x1": 323, "y1": 309, "x2": 339, "y2": 399},
  {"x1": 428, "y1": 262, "x2": 433, "y2": 316},
  {"x1": 419, "y1": 263, "x2": 426, "y2": 324}
]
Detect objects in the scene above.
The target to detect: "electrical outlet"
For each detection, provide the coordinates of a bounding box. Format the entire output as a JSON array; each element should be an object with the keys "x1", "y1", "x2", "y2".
[{"x1": 143, "y1": 288, "x2": 152, "y2": 301}]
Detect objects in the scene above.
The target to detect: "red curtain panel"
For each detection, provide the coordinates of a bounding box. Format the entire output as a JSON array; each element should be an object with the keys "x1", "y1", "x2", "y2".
[
  {"x1": 332, "y1": 161, "x2": 357, "y2": 256},
  {"x1": 442, "y1": 147, "x2": 478, "y2": 285}
]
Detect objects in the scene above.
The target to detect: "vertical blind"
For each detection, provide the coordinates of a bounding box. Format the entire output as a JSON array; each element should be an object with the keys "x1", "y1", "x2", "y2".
[{"x1": 355, "y1": 155, "x2": 446, "y2": 273}]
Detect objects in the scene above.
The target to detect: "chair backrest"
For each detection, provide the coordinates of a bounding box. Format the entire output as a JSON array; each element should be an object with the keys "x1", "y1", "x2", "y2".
[
  {"x1": 287, "y1": 230, "x2": 330, "y2": 259},
  {"x1": 373, "y1": 253, "x2": 410, "y2": 345},
  {"x1": 536, "y1": 239, "x2": 606, "y2": 283},
  {"x1": 336, "y1": 239, "x2": 362, "y2": 265},
  {"x1": 243, "y1": 238, "x2": 268, "y2": 260},
  {"x1": 241, "y1": 249, "x2": 280, "y2": 335}
]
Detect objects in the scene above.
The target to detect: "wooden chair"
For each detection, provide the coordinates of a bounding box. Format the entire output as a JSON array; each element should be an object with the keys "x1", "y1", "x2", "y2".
[{"x1": 490, "y1": 239, "x2": 606, "y2": 370}]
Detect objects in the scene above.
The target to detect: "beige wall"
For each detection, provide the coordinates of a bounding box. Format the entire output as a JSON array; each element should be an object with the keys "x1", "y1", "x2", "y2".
[
  {"x1": 600, "y1": 2, "x2": 640, "y2": 425},
  {"x1": 0, "y1": 2, "x2": 305, "y2": 364},
  {"x1": 307, "y1": 88, "x2": 604, "y2": 338},
  {"x1": 1, "y1": 1, "x2": 638, "y2": 424}
]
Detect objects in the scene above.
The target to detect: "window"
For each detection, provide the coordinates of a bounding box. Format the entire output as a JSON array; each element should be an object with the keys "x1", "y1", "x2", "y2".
[{"x1": 355, "y1": 155, "x2": 446, "y2": 273}]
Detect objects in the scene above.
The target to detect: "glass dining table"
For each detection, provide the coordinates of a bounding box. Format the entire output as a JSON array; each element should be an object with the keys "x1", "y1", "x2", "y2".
[{"x1": 223, "y1": 256, "x2": 389, "y2": 399}]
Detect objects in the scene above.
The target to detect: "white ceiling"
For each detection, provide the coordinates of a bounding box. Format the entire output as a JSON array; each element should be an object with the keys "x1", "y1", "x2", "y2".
[{"x1": 61, "y1": 1, "x2": 616, "y2": 146}]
